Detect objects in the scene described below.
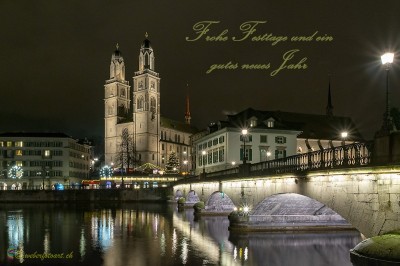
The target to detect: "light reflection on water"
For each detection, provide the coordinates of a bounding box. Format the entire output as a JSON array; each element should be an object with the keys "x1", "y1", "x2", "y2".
[{"x1": 0, "y1": 204, "x2": 361, "y2": 265}]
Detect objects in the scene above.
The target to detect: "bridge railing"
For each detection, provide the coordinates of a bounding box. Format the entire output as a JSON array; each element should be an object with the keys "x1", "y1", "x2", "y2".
[
  {"x1": 250, "y1": 141, "x2": 373, "y2": 175},
  {"x1": 199, "y1": 142, "x2": 373, "y2": 179}
]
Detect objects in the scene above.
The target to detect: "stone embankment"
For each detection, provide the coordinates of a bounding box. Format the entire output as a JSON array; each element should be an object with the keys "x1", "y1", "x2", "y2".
[{"x1": 0, "y1": 188, "x2": 170, "y2": 202}]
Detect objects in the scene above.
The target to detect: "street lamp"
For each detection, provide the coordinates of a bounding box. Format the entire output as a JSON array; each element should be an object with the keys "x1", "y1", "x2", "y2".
[
  {"x1": 380, "y1": 52, "x2": 395, "y2": 135},
  {"x1": 183, "y1": 160, "x2": 188, "y2": 174},
  {"x1": 202, "y1": 150, "x2": 206, "y2": 175},
  {"x1": 266, "y1": 151, "x2": 271, "y2": 160},
  {"x1": 241, "y1": 129, "x2": 248, "y2": 164},
  {"x1": 341, "y1": 131, "x2": 348, "y2": 146}
]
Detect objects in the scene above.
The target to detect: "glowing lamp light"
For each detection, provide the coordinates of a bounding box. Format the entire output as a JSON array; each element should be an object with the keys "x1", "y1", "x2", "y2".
[
  {"x1": 381, "y1": 53, "x2": 394, "y2": 65},
  {"x1": 243, "y1": 206, "x2": 250, "y2": 213},
  {"x1": 241, "y1": 129, "x2": 248, "y2": 135},
  {"x1": 266, "y1": 151, "x2": 271, "y2": 157},
  {"x1": 233, "y1": 207, "x2": 238, "y2": 211},
  {"x1": 341, "y1": 132, "x2": 348, "y2": 138}
]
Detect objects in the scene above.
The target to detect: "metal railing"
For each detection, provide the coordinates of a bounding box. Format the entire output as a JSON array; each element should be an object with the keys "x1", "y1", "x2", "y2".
[
  {"x1": 250, "y1": 141, "x2": 373, "y2": 175},
  {"x1": 204, "y1": 142, "x2": 373, "y2": 178}
]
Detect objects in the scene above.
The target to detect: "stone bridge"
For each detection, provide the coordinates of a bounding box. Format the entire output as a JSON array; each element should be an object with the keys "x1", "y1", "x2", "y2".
[{"x1": 174, "y1": 137, "x2": 400, "y2": 238}]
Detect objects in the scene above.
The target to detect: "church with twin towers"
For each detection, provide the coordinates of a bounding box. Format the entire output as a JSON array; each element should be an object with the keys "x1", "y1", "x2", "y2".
[{"x1": 104, "y1": 34, "x2": 197, "y2": 172}]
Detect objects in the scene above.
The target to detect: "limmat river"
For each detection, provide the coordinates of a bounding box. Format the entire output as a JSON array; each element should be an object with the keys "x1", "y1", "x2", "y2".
[{"x1": 0, "y1": 203, "x2": 362, "y2": 266}]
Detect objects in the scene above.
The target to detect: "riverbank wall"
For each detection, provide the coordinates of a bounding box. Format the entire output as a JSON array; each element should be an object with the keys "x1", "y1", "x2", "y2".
[{"x1": 0, "y1": 188, "x2": 172, "y2": 202}]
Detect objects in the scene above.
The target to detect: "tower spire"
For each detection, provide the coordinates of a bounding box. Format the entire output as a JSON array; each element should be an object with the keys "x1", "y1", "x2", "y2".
[
  {"x1": 326, "y1": 76, "x2": 333, "y2": 116},
  {"x1": 185, "y1": 83, "x2": 191, "y2": 125}
]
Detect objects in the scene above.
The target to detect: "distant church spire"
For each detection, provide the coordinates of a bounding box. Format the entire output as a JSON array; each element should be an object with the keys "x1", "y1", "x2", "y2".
[
  {"x1": 326, "y1": 76, "x2": 334, "y2": 116},
  {"x1": 185, "y1": 83, "x2": 191, "y2": 125}
]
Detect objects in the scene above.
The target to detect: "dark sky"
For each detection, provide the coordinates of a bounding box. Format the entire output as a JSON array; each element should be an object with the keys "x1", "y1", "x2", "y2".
[{"x1": 1, "y1": 1, "x2": 400, "y2": 142}]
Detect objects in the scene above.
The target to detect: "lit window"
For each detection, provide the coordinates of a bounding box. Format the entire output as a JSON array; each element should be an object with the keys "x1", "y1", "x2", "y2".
[
  {"x1": 44, "y1": 150, "x2": 51, "y2": 157},
  {"x1": 7, "y1": 141, "x2": 12, "y2": 147},
  {"x1": 16, "y1": 161, "x2": 23, "y2": 167},
  {"x1": 16, "y1": 150, "x2": 23, "y2": 156},
  {"x1": 15, "y1": 141, "x2": 23, "y2": 147},
  {"x1": 250, "y1": 119, "x2": 257, "y2": 127},
  {"x1": 267, "y1": 121, "x2": 274, "y2": 128}
]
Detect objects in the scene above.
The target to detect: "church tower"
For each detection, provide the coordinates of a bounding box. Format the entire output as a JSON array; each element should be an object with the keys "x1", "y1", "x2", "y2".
[
  {"x1": 132, "y1": 33, "x2": 161, "y2": 164},
  {"x1": 104, "y1": 44, "x2": 131, "y2": 164}
]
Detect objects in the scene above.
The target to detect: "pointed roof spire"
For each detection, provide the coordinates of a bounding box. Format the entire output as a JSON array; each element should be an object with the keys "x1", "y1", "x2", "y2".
[
  {"x1": 185, "y1": 83, "x2": 191, "y2": 125},
  {"x1": 112, "y1": 42, "x2": 122, "y2": 58},
  {"x1": 326, "y1": 76, "x2": 334, "y2": 116}
]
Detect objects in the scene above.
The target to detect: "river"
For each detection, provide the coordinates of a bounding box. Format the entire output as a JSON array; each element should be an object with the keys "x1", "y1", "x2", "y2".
[{"x1": 0, "y1": 203, "x2": 361, "y2": 266}]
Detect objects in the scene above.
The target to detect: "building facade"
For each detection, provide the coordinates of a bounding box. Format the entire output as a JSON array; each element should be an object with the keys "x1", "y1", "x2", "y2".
[
  {"x1": 193, "y1": 108, "x2": 362, "y2": 174},
  {"x1": 0, "y1": 132, "x2": 92, "y2": 189},
  {"x1": 104, "y1": 36, "x2": 197, "y2": 173}
]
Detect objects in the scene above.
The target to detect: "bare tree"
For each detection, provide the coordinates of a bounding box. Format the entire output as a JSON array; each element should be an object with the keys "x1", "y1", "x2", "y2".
[{"x1": 116, "y1": 128, "x2": 140, "y2": 173}]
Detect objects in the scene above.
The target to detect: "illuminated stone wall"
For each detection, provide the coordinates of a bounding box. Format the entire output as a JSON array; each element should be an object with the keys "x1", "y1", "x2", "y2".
[{"x1": 174, "y1": 166, "x2": 400, "y2": 237}]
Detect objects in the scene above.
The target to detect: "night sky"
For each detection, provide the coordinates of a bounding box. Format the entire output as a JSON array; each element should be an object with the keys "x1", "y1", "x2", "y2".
[{"x1": 1, "y1": 1, "x2": 400, "y2": 143}]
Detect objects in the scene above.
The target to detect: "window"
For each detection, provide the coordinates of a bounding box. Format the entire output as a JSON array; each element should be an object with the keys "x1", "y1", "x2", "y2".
[
  {"x1": 275, "y1": 136, "x2": 287, "y2": 144},
  {"x1": 240, "y1": 135, "x2": 252, "y2": 142},
  {"x1": 44, "y1": 150, "x2": 51, "y2": 157},
  {"x1": 16, "y1": 150, "x2": 22, "y2": 156},
  {"x1": 0, "y1": 142, "x2": 3, "y2": 147},
  {"x1": 198, "y1": 144, "x2": 202, "y2": 151},
  {"x1": 260, "y1": 135, "x2": 267, "y2": 143},
  {"x1": 7, "y1": 141, "x2": 12, "y2": 147},
  {"x1": 219, "y1": 136, "x2": 225, "y2": 143},
  {"x1": 150, "y1": 97, "x2": 156, "y2": 119},
  {"x1": 15, "y1": 141, "x2": 23, "y2": 147},
  {"x1": 267, "y1": 121, "x2": 274, "y2": 128},
  {"x1": 208, "y1": 152, "x2": 212, "y2": 164},
  {"x1": 213, "y1": 138, "x2": 218, "y2": 146},
  {"x1": 152, "y1": 154, "x2": 155, "y2": 160},
  {"x1": 275, "y1": 149, "x2": 287, "y2": 159},
  {"x1": 213, "y1": 149, "x2": 218, "y2": 163},
  {"x1": 137, "y1": 96, "x2": 144, "y2": 110},
  {"x1": 208, "y1": 141, "x2": 212, "y2": 147},
  {"x1": 260, "y1": 148, "x2": 270, "y2": 161},
  {"x1": 162, "y1": 144, "x2": 165, "y2": 151},
  {"x1": 250, "y1": 119, "x2": 257, "y2": 127},
  {"x1": 198, "y1": 155, "x2": 203, "y2": 166},
  {"x1": 16, "y1": 161, "x2": 23, "y2": 167},
  {"x1": 240, "y1": 148, "x2": 252, "y2": 161},
  {"x1": 218, "y1": 147, "x2": 224, "y2": 162}
]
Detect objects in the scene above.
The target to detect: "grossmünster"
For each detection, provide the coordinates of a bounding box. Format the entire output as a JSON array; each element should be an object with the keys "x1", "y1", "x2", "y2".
[{"x1": 104, "y1": 34, "x2": 197, "y2": 172}]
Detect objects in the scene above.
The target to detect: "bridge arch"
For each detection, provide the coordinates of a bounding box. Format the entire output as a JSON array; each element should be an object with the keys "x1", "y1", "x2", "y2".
[
  {"x1": 249, "y1": 193, "x2": 350, "y2": 228},
  {"x1": 204, "y1": 191, "x2": 236, "y2": 212}
]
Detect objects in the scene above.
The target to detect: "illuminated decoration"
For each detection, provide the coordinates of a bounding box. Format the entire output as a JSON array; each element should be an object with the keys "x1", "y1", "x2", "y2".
[
  {"x1": 165, "y1": 152, "x2": 180, "y2": 173},
  {"x1": 8, "y1": 166, "x2": 23, "y2": 179},
  {"x1": 54, "y1": 183, "x2": 64, "y2": 190},
  {"x1": 100, "y1": 165, "x2": 113, "y2": 178}
]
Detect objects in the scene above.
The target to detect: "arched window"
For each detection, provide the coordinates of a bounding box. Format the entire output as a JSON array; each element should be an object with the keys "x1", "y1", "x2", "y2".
[
  {"x1": 137, "y1": 96, "x2": 144, "y2": 111},
  {"x1": 150, "y1": 97, "x2": 156, "y2": 119}
]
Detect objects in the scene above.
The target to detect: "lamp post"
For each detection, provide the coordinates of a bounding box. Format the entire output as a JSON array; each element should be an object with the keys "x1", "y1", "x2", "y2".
[
  {"x1": 380, "y1": 52, "x2": 395, "y2": 135},
  {"x1": 241, "y1": 129, "x2": 248, "y2": 164},
  {"x1": 202, "y1": 150, "x2": 206, "y2": 175},
  {"x1": 341, "y1": 131, "x2": 349, "y2": 165},
  {"x1": 183, "y1": 160, "x2": 188, "y2": 174}
]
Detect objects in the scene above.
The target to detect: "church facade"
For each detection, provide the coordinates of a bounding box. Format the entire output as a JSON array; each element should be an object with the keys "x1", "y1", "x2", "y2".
[{"x1": 104, "y1": 35, "x2": 197, "y2": 173}]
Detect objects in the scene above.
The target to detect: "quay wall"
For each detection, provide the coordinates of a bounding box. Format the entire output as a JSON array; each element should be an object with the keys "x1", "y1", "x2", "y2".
[{"x1": 0, "y1": 188, "x2": 172, "y2": 202}]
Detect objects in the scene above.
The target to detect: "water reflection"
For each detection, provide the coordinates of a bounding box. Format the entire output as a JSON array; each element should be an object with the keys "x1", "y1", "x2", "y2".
[{"x1": 0, "y1": 203, "x2": 362, "y2": 266}]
